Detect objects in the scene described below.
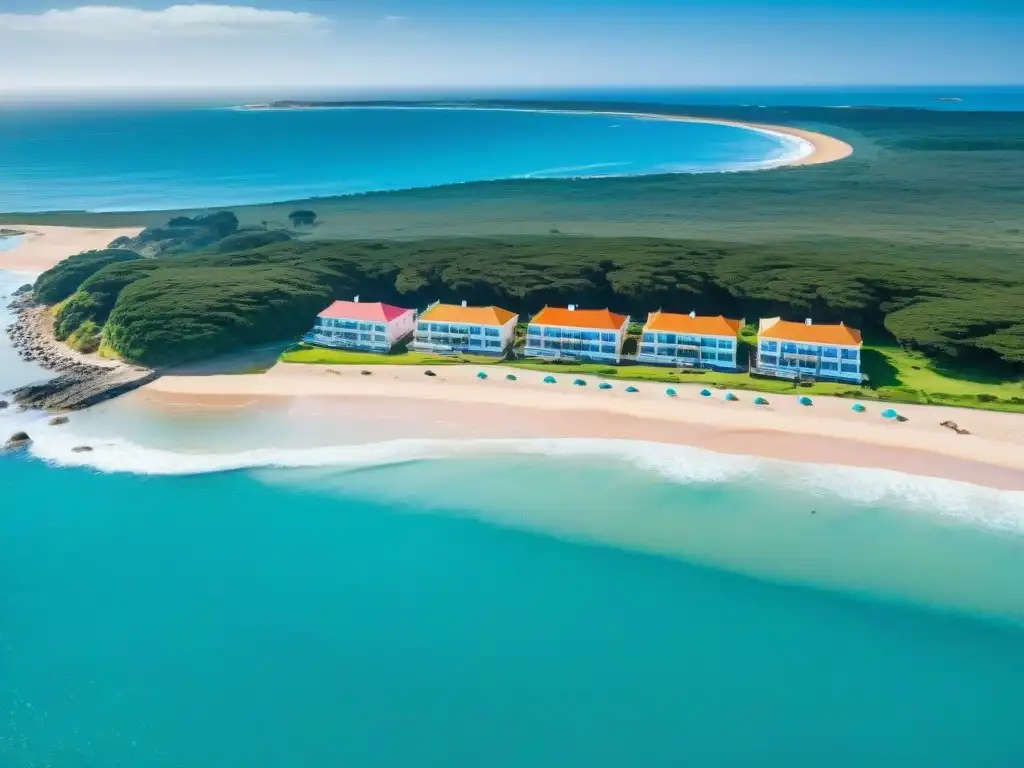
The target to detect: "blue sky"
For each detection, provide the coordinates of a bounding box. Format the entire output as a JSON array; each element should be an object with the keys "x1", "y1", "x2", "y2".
[{"x1": 0, "y1": 1, "x2": 1021, "y2": 92}]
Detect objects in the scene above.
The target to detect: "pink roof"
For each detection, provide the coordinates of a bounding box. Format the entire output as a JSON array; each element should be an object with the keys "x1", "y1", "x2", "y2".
[{"x1": 318, "y1": 300, "x2": 413, "y2": 323}]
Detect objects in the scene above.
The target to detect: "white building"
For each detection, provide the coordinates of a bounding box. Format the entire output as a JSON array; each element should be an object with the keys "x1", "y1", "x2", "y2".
[
  {"x1": 411, "y1": 301, "x2": 518, "y2": 355},
  {"x1": 637, "y1": 311, "x2": 742, "y2": 369},
  {"x1": 304, "y1": 298, "x2": 416, "y2": 353},
  {"x1": 755, "y1": 317, "x2": 864, "y2": 382},
  {"x1": 524, "y1": 306, "x2": 629, "y2": 363}
]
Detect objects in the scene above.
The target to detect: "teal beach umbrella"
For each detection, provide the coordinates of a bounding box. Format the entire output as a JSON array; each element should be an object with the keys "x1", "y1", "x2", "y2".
[
  {"x1": 476, "y1": 371, "x2": 488, "y2": 379},
  {"x1": 625, "y1": 385, "x2": 639, "y2": 393},
  {"x1": 665, "y1": 388, "x2": 677, "y2": 397},
  {"x1": 754, "y1": 396, "x2": 769, "y2": 406},
  {"x1": 699, "y1": 389, "x2": 712, "y2": 397},
  {"x1": 598, "y1": 382, "x2": 613, "y2": 390},
  {"x1": 882, "y1": 408, "x2": 899, "y2": 419},
  {"x1": 725, "y1": 392, "x2": 739, "y2": 402},
  {"x1": 573, "y1": 378, "x2": 587, "y2": 387},
  {"x1": 505, "y1": 374, "x2": 517, "y2": 381},
  {"x1": 852, "y1": 403, "x2": 866, "y2": 413},
  {"x1": 799, "y1": 396, "x2": 813, "y2": 406},
  {"x1": 543, "y1": 375, "x2": 557, "y2": 384}
]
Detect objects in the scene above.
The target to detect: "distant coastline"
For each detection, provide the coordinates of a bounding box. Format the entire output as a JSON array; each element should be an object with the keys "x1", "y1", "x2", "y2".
[{"x1": 238, "y1": 101, "x2": 853, "y2": 168}]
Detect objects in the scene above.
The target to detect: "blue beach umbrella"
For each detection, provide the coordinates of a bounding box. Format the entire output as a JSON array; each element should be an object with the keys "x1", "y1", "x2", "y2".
[
  {"x1": 573, "y1": 378, "x2": 587, "y2": 387},
  {"x1": 665, "y1": 388, "x2": 677, "y2": 397},
  {"x1": 543, "y1": 375, "x2": 557, "y2": 384},
  {"x1": 598, "y1": 382, "x2": 613, "y2": 390},
  {"x1": 724, "y1": 392, "x2": 739, "y2": 402},
  {"x1": 476, "y1": 371, "x2": 488, "y2": 380},
  {"x1": 882, "y1": 408, "x2": 899, "y2": 420},
  {"x1": 754, "y1": 396, "x2": 769, "y2": 406},
  {"x1": 799, "y1": 396, "x2": 813, "y2": 406},
  {"x1": 852, "y1": 403, "x2": 866, "y2": 413},
  {"x1": 505, "y1": 374, "x2": 517, "y2": 381},
  {"x1": 625, "y1": 385, "x2": 639, "y2": 393},
  {"x1": 699, "y1": 389, "x2": 712, "y2": 397}
]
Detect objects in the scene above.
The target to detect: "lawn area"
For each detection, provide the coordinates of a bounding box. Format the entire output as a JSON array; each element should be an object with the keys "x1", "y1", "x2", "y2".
[
  {"x1": 279, "y1": 344, "x2": 498, "y2": 366},
  {"x1": 280, "y1": 343, "x2": 1024, "y2": 413}
]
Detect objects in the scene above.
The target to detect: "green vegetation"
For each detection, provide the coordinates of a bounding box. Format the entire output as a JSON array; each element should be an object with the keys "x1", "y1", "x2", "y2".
[
  {"x1": 281, "y1": 344, "x2": 497, "y2": 366},
  {"x1": 65, "y1": 320, "x2": 102, "y2": 354},
  {"x1": 34, "y1": 249, "x2": 143, "y2": 304},
  {"x1": 288, "y1": 209, "x2": 317, "y2": 228}
]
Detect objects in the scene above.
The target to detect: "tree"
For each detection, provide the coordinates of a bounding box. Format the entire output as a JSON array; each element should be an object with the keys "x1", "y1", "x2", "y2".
[{"x1": 288, "y1": 209, "x2": 317, "y2": 228}]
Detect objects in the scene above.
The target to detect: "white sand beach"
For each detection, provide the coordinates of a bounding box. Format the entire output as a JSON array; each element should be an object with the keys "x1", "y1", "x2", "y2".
[
  {"x1": 0, "y1": 225, "x2": 143, "y2": 273},
  {"x1": 141, "y1": 363, "x2": 1024, "y2": 490}
]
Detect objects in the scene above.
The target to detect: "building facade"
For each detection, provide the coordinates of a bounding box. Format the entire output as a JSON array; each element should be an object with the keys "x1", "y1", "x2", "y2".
[
  {"x1": 637, "y1": 311, "x2": 742, "y2": 369},
  {"x1": 755, "y1": 317, "x2": 864, "y2": 382},
  {"x1": 524, "y1": 306, "x2": 629, "y2": 363},
  {"x1": 411, "y1": 301, "x2": 518, "y2": 355},
  {"x1": 304, "y1": 299, "x2": 416, "y2": 353}
]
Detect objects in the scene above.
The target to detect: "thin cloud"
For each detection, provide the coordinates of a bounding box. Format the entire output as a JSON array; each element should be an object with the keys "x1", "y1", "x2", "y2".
[{"x1": 0, "y1": 4, "x2": 328, "y2": 38}]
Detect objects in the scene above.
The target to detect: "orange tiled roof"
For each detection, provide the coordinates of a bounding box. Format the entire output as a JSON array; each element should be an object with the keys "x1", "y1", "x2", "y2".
[
  {"x1": 644, "y1": 311, "x2": 741, "y2": 337},
  {"x1": 420, "y1": 303, "x2": 517, "y2": 326},
  {"x1": 759, "y1": 318, "x2": 862, "y2": 346},
  {"x1": 530, "y1": 307, "x2": 628, "y2": 331}
]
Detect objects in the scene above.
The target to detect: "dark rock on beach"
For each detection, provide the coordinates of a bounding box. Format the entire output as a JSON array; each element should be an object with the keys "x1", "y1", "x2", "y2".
[
  {"x1": 0, "y1": 400, "x2": 8, "y2": 409},
  {"x1": 4, "y1": 431, "x2": 31, "y2": 450},
  {"x1": 49, "y1": 415, "x2": 70, "y2": 426},
  {"x1": 72, "y1": 445, "x2": 94, "y2": 453}
]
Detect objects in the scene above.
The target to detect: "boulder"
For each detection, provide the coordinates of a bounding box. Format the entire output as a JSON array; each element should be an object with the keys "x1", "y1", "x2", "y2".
[
  {"x1": 0, "y1": 400, "x2": 8, "y2": 409},
  {"x1": 49, "y1": 415, "x2": 70, "y2": 426},
  {"x1": 71, "y1": 445, "x2": 94, "y2": 453},
  {"x1": 4, "y1": 431, "x2": 31, "y2": 450}
]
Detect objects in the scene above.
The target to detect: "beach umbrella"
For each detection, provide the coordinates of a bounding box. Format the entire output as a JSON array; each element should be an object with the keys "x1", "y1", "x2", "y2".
[
  {"x1": 724, "y1": 392, "x2": 739, "y2": 402},
  {"x1": 699, "y1": 388, "x2": 712, "y2": 397},
  {"x1": 799, "y1": 396, "x2": 813, "y2": 406},
  {"x1": 625, "y1": 386, "x2": 639, "y2": 393},
  {"x1": 754, "y1": 396, "x2": 769, "y2": 406},
  {"x1": 573, "y1": 378, "x2": 587, "y2": 387},
  {"x1": 881, "y1": 408, "x2": 899, "y2": 420},
  {"x1": 505, "y1": 374, "x2": 517, "y2": 381},
  {"x1": 852, "y1": 403, "x2": 866, "y2": 413},
  {"x1": 598, "y1": 382, "x2": 613, "y2": 390},
  {"x1": 476, "y1": 371, "x2": 488, "y2": 380},
  {"x1": 665, "y1": 388, "x2": 677, "y2": 397},
  {"x1": 543, "y1": 375, "x2": 557, "y2": 384}
]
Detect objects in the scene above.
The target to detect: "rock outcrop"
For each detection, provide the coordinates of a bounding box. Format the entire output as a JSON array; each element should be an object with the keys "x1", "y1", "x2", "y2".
[
  {"x1": 4, "y1": 431, "x2": 31, "y2": 450},
  {"x1": 49, "y1": 415, "x2": 70, "y2": 426}
]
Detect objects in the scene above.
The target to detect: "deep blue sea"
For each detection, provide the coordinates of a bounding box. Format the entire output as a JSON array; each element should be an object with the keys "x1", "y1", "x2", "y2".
[{"x1": 3, "y1": 89, "x2": 1024, "y2": 765}]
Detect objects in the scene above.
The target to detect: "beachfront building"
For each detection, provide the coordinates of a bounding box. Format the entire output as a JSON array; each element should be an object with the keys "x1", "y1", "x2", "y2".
[
  {"x1": 411, "y1": 301, "x2": 518, "y2": 356},
  {"x1": 754, "y1": 317, "x2": 864, "y2": 382},
  {"x1": 524, "y1": 305, "x2": 629, "y2": 363},
  {"x1": 304, "y1": 298, "x2": 416, "y2": 353},
  {"x1": 637, "y1": 311, "x2": 742, "y2": 370}
]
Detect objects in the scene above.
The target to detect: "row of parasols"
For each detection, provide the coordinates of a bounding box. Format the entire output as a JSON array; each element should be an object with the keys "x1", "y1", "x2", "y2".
[{"x1": 474, "y1": 371, "x2": 905, "y2": 419}]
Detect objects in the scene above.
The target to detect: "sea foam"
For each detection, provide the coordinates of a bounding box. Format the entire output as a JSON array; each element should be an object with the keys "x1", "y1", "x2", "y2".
[{"x1": 19, "y1": 420, "x2": 1024, "y2": 534}]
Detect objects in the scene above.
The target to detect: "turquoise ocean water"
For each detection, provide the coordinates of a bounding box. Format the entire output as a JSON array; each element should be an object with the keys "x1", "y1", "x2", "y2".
[
  {"x1": 2, "y1": 268, "x2": 1024, "y2": 766},
  {"x1": 0, "y1": 105, "x2": 804, "y2": 213}
]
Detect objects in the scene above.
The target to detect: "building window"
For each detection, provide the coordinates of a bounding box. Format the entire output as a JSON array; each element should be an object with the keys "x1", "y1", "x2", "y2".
[
  {"x1": 822, "y1": 347, "x2": 838, "y2": 358},
  {"x1": 640, "y1": 345, "x2": 655, "y2": 355},
  {"x1": 469, "y1": 326, "x2": 482, "y2": 335},
  {"x1": 821, "y1": 361, "x2": 839, "y2": 371},
  {"x1": 841, "y1": 348, "x2": 859, "y2": 360},
  {"x1": 543, "y1": 327, "x2": 559, "y2": 338},
  {"x1": 417, "y1": 322, "x2": 428, "y2": 332},
  {"x1": 761, "y1": 355, "x2": 778, "y2": 365},
  {"x1": 374, "y1": 324, "x2": 385, "y2": 333},
  {"x1": 717, "y1": 352, "x2": 733, "y2": 362},
  {"x1": 527, "y1": 326, "x2": 540, "y2": 336},
  {"x1": 718, "y1": 339, "x2": 733, "y2": 350},
  {"x1": 485, "y1": 328, "x2": 499, "y2": 337},
  {"x1": 602, "y1": 344, "x2": 616, "y2": 354},
  {"x1": 486, "y1": 340, "x2": 501, "y2": 348},
  {"x1": 841, "y1": 363, "x2": 859, "y2": 373},
  {"x1": 761, "y1": 340, "x2": 778, "y2": 352}
]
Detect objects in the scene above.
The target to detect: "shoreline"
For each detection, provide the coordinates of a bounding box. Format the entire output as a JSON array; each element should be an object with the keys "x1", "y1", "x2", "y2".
[
  {"x1": 0, "y1": 224, "x2": 143, "y2": 273},
  {"x1": 238, "y1": 103, "x2": 852, "y2": 168},
  {"x1": 141, "y1": 363, "x2": 1024, "y2": 491}
]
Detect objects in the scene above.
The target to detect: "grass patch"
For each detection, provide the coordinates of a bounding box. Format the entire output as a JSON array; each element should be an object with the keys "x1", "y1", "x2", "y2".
[{"x1": 280, "y1": 343, "x2": 499, "y2": 366}]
